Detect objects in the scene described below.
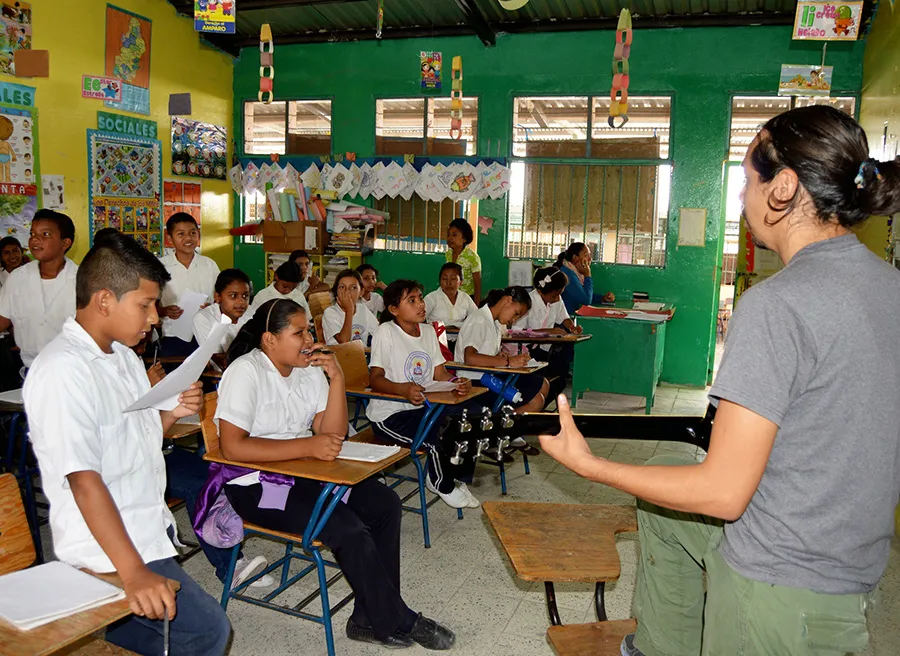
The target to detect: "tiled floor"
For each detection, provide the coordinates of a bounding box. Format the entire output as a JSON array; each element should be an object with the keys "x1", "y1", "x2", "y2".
[{"x1": 34, "y1": 385, "x2": 900, "y2": 655}]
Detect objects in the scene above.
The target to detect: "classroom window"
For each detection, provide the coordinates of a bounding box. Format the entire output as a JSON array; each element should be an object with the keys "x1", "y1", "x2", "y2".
[
  {"x1": 506, "y1": 162, "x2": 670, "y2": 267},
  {"x1": 243, "y1": 99, "x2": 332, "y2": 156},
  {"x1": 375, "y1": 97, "x2": 478, "y2": 156},
  {"x1": 373, "y1": 196, "x2": 469, "y2": 254},
  {"x1": 512, "y1": 96, "x2": 671, "y2": 159},
  {"x1": 239, "y1": 190, "x2": 265, "y2": 244}
]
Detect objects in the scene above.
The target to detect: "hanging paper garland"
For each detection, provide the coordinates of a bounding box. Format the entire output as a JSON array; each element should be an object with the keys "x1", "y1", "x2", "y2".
[
  {"x1": 376, "y1": 0, "x2": 384, "y2": 39},
  {"x1": 450, "y1": 56, "x2": 463, "y2": 140},
  {"x1": 259, "y1": 24, "x2": 274, "y2": 104},
  {"x1": 609, "y1": 10, "x2": 632, "y2": 129}
]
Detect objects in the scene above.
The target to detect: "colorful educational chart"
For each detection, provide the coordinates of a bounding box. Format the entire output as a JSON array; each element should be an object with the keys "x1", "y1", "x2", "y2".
[
  {"x1": 162, "y1": 179, "x2": 201, "y2": 251},
  {"x1": 82, "y1": 75, "x2": 122, "y2": 101},
  {"x1": 0, "y1": 102, "x2": 38, "y2": 244},
  {"x1": 88, "y1": 129, "x2": 162, "y2": 254},
  {"x1": 171, "y1": 117, "x2": 227, "y2": 179},
  {"x1": 104, "y1": 5, "x2": 151, "y2": 116},
  {"x1": 778, "y1": 64, "x2": 833, "y2": 96},
  {"x1": 792, "y1": 1, "x2": 862, "y2": 40},
  {"x1": 194, "y1": 1, "x2": 235, "y2": 34},
  {"x1": 420, "y1": 51, "x2": 442, "y2": 90},
  {"x1": 0, "y1": 1, "x2": 31, "y2": 77}
]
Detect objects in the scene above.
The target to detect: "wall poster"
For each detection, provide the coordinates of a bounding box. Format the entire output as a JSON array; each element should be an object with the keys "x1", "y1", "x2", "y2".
[
  {"x1": 104, "y1": 5, "x2": 151, "y2": 116},
  {"x1": 0, "y1": 101, "x2": 38, "y2": 245},
  {"x1": 171, "y1": 117, "x2": 227, "y2": 179}
]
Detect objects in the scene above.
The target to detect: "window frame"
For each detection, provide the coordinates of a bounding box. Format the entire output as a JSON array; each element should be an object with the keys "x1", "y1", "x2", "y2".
[
  {"x1": 374, "y1": 95, "x2": 481, "y2": 157},
  {"x1": 241, "y1": 96, "x2": 335, "y2": 157}
]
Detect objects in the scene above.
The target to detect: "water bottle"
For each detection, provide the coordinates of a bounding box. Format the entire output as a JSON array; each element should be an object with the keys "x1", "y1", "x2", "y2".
[{"x1": 481, "y1": 373, "x2": 523, "y2": 404}]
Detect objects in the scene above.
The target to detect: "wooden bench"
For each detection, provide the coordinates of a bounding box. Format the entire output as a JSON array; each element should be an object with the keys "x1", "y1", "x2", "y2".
[{"x1": 547, "y1": 619, "x2": 637, "y2": 655}]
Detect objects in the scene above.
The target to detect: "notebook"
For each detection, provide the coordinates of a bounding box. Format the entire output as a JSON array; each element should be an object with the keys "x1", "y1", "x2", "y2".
[
  {"x1": 0, "y1": 561, "x2": 126, "y2": 631},
  {"x1": 338, "y1": 441, "x2": 401, "y2": 463}
]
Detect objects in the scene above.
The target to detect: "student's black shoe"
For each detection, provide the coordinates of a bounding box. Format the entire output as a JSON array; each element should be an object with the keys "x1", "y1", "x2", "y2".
[
  {"x1": 403, "y1": 613, "x2": 456, "y2": 650},
  {"x1": 346, "y1": 618, "x2": 414, "y2": 649}
]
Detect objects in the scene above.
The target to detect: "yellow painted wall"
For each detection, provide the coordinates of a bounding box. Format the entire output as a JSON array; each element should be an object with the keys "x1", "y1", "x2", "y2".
[{"x1": 10, "y1": 0, "x2": 234, "y2": 266}]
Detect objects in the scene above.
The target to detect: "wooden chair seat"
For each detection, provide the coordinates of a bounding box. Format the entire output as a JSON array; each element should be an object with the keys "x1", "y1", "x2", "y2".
[
  {"x1": 62, "y1": 636, "x2": 140, "y2": 655},
  {"x1": 243, "y1": 522, "x2": 324, "y2": 548},
  {"x1": 166, "y1": 497, "x2": 184, "y2": 509},
  {"x1": 481, "y1": 502, "x2": 637, "y2": 582},
  {"x1": 547, "y1": 619, "x2": 637, "y2": 655}
]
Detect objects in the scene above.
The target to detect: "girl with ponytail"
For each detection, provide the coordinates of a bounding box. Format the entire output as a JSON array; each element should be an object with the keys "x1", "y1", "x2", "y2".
[{"x1": 556, "y1": 242, "x2": 615, "y2": 313}]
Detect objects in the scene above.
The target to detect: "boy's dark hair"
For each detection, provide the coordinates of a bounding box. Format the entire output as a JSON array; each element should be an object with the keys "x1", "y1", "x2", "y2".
[
  {"x1": 289, "y1": 249, "x2": 310, "y2": 261},
  {"x1": 331, "y1": 269, "x2": 362, "y2": 298},
  {"x1": 533, "y1": 266, "x2": 568, "y2": 294},
  {"x1": 274, "y1": 261, "x2": 301, "y2": 283},
  {"x1": 381, "y1": 279, "x2": 424, "y2": 324},
  {"x1": 32, "y1": 209, "x2": 75, "y2": 253},
  {"x1": 447, "y1": 218, "x2": 474, "y2": 245},
  {"x1": 75, "y1": 232, "x2": 170, "y2": 309},
  {"x1": 0, "y1": 235, "x2": 22, "y2": 252},
  {"x1": 439, "y1": 262, "x2": 463, "y2": 279},
  {"x1": 481, "y1": 286, "x2": 533, "y2": 311},
  {"x1": 165, "y1": 211, "x2": 199, "y2": 235},
  {"x1": 227, "y1": 299, "x2": 305, "y2": 365},
  {"x1": 356, "y1": 263, "x2": 378, "y2": 276},
  {"x1": 93, "y1": 227, "x2": 120, "y2": 247},
  {"x1": 215, "y1": 268, "x2": 251, "y2": 294}
]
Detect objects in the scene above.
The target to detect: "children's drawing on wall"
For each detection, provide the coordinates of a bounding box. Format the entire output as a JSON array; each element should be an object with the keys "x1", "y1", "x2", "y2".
[
  {"x1": 778, "y1": 64, "x2": 833, "y2": 97},
  {"x1": 420, "y1": 51, "x2": 442, "y2": 90},
  {"x1": 171, "y1": 118, "x2": 227, "y2": 179},
  {"x1": 0, "y1": 1, "x2": 31, "y2": 77},
  {"x1": 104, "y1": 5, "x2": 152, "y2": 116},
  {"x1": 41, "y1": 174, "x2": 65, "y2": 210}
]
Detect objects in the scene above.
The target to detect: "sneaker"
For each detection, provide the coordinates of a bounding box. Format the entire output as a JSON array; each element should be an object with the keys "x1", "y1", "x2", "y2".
[
  {"x1": 402, "y1": 613, "x2": 455, "y2": 650},
  {"x1": 456, "y1": 482, "x2": 480, "y2": 509},
  {"x1": 346, "y1": 617, "x2": 414, "y2": 649},
  {"x1": 508, "y1": 436, "x2": 540, "y2": 456},
  {"x1": 232, "y1": 555, "x2": 276, "y2": 589},
  {"x1": 621, "y1": 634, "x2": 646, "y2": 656},
  {"x1": 425, "y1": 477, "x2": 469, "y2": 509}
]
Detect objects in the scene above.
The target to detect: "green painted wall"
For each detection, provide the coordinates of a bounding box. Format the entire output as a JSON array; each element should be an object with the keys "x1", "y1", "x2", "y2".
[{"x1": 233, "y1": 27, "x2": 863, "y2": 386}]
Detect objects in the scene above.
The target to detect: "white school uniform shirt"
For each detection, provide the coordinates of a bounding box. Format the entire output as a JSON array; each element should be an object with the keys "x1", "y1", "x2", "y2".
[
  {"x1": 192, "y1": 303, "x2": 243, "y2": 353},
  {"x1": 0, "y1": 268, "x2": 9, "y2": 287},
  {"x1": 424, "y1": 288, "x2": 477, "y2": 328},
  {"x1": 158, "y1": 252, "x2": 220, "y2": 337},
  {"x1": 454, "y1": 304, "x2": 502, "y2": 380},
  {"x1": 322, "y1": 301, "x2": 379, "y2": 346},
  {"x1": 246, "y1": 283, "x2": 312, "y2": 322},
  {"x1": 0, "y1": 258, "x2": 78, "y2": 366},
  {"x1": 366, "y1": 322, "x2": 445, "y2": 423},
  {"x1": 513, "y1": 289, "x2": 571, "y2": 351},
  {"x1": 215, "y1": 349, "x2": 330, "y2": 486},
  {"x1": 23, "y1": 318, "x2": 178, "y2": 573},
  {"x1": 298, "y1": 278, "x2": 310, "y2": 295},
  {"x1": 362, "y1": 293, "x2": 384, "y2": 317}
]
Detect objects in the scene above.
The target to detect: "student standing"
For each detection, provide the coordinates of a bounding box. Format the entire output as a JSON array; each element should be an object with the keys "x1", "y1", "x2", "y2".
[
  {"x1": 205, "y1": 298, "x2": 455, "y2": 649},
  {"x1": 0, "y1": 235, "x2": 27, "y2": 286},
  {"x1": 369, "y1": 280, "x2": 477, "y2": 509},
  {"x1": 321, "y1": 269, "x2": 379, "y2": 345},
  {"x1": 356, "y1": 263, "x2": 386, "y2": 318},
  {"x1": 445, "y1": 218, "x2": 482, "y2": 304},
  {"x1": 0, "y1": 209, "x2": 78, "y2": 374},
  {"x1": 158, "y1": 213, "x2": 219, "y2": 356},
  {"x1": 424, "y1": 262, "x2": 478, "y2": 328},
  {"x1": 24, "y1": 232, "x2": 230, "y2": 655},
  {"x1": 245, "y1": 261, "x2": 312, "y2": 321}
]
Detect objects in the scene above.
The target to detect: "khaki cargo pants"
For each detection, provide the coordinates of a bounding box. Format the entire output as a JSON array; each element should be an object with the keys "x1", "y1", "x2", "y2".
[{"x1": 633, "y1": 455, "x2": 873, "y2": 656}]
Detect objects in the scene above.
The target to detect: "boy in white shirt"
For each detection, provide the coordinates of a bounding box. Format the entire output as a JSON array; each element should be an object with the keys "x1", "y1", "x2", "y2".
[
  {"x1": 356, "y1": 263, "x2": 386, "y2": 317},
  {"x1": 245, "y1": 261, "x2": 312, "y2": 322},
  {"x1": 322, "y1": 269, "x2": 379, "y2": 345},
  {"x1": 193, "y1": 268, "x2": 251, "y2": 364},
  {"x1": 158, "y1": 213, "x2": 220, "y2": 356},
  {"x1": 0, "y1": 209, "x2": 78, "y2": 376},
  {"x1": 24, "y1": 232, "x2": 230, "y2": 655},
  {"x1": 289, "y1": 248, "x2": 330, "y2": 297}
]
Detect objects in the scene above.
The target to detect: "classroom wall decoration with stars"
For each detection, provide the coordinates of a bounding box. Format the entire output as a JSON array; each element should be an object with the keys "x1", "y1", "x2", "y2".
[{"x1": 87, "y1": 129, "x2": 163, "y2": 254}]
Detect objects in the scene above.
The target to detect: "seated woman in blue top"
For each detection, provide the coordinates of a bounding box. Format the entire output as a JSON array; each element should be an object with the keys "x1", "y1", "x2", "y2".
[{"x1": 555, "y1": 242, "x2": 615, "y2": 314}]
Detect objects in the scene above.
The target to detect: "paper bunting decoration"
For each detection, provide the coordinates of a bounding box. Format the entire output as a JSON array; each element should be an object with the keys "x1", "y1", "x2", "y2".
[
  {"x1": 325, "y1": 162, "x2": 353, "y2": 197},
  {"x1": 228, "y1": 164, "x2": 243, "y2": 194},
  {"x1": 358, "y1": 162, "x2": 377, "y2": 198},
  {"x1": 400, "y1": 163, "x2": 420, "y2": 201},
  {"x1": 450, "y1": 56, "x2": 463, "y2": 140},
  {"x1": 609, "y1": 10, "x2": 632, "y2": 129},
  {"x1": 243, "y1": 162, "x2": 260, "y2": 194},
  {"x1": 379, "y1": 161, "x2": 407, "y2": 198},
  {"x1": 348, "y1": 163, "x2": 362, "y2": 197},
  {"x1": 259, "y1": 24, "x2": 274, "y2": 104},
  {"x1": 300, "y1": 163, "x2": 322, "y2": 189}
]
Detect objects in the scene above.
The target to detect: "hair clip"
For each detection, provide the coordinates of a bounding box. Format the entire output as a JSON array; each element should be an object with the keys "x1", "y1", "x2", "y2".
[{"x1": 855, "y1": 161, "x2": 882, "y2": 190}]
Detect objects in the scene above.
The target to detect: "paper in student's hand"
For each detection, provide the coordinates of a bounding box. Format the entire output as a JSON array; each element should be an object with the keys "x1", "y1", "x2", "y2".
[
  {"x1": 423, "y1": 380, "x2": 458, "y2": 393},
  {"x1": 166, "y1": 290, "x2": 209, "y2": 342},
  {"x1": 124, "y1": 316, "x2": 231, "y2": 413}
]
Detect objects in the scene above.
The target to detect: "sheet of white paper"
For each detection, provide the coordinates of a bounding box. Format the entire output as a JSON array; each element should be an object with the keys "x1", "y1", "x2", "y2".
[
  {"x1": 337, "y1": 441, "x2": 400, "y2": 463},
  {"x1": 125, "y1": 317, "x2": 231, "y2": 412},
  {"x1": 677, "y1": 208, "x2": 707, "y2": 247},
  {"x1": 423, "y1": 380, "x2": 457, "y2": 393},
  {"x1": 304, "y1": 225, "x2": 318, "y2": 248},
  {"x1": 0, "y1": 388, "x2": 23, "y2": 405},
  {"x1": 167, "y1": 290, "x2": 209, "y2": 342},
  {"x1": 41, "y1": 175, "x2": 66, "y2": 210},
  {"x1": 633, "y1": 302, "x2": 665, "y2": 311},
  {"x1": 332, "y1": 218, "x2": 351, "y2": 233}
]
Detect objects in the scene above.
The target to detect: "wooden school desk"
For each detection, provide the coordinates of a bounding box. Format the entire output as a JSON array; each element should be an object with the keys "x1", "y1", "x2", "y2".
[{"x1": 501, "y1": 333, "x2": 593, "y2": 346}]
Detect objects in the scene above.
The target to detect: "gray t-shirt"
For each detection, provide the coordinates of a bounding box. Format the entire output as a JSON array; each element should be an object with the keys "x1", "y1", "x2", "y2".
[{"x1": 710, "y1": 233, "x2": 900, "y2": 594}]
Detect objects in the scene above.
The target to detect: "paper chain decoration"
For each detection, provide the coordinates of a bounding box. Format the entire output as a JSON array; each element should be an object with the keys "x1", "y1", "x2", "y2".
[
  {"x1": 609, "y1": 9, "x2": 632, "y2": 129},
  {"x1": 376, "y1": 0, "x2": 384, "y2": 39},
  {"x1": 259, "y1": 23, "x2": 274, "y2": 104},
  {"x1": 450, "y1": 56, "x2": 463, "y2": 140}
]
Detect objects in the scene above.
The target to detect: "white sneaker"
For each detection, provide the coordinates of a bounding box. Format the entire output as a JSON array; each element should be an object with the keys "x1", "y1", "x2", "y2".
[
  {"x1": 456, "y1": 482, "x2": 480, "y2": 509},
  {"x1": 425, "y1": 477, "x2": 469, "y2": 509},
  {"x1": 232, "y1": 555, "x2": 276, "y2": 589},
  {"x1": 509, "y1": 437, "x2": 528, "y2": 448}
]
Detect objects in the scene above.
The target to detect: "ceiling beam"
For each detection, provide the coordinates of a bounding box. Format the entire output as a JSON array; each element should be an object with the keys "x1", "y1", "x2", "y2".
[{"x1": 453, "y1": 0, "x2": 497, "y2": 47}]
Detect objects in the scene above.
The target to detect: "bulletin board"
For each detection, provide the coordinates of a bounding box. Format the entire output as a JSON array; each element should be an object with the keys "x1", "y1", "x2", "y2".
[
  {"x1": 0, "y1": 102, "x2": 40, "y2": 245},
  {"x1": 87, "y1": 129, "x2": 163, "y2": 254}
]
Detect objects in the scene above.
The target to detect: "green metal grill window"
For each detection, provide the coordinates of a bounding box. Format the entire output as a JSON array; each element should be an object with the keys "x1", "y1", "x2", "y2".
[{"x1": 374, "y1": 196, "x2": 467, "y2": 254}]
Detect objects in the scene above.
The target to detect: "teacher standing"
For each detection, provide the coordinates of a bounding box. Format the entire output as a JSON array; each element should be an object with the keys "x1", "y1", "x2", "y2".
[{"x1": 555, "y1": 242, "x2": 614, "y2": 314}]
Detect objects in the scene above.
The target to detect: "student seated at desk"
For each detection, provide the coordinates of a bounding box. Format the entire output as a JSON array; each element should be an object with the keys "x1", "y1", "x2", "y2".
[
  {"x1": 290, "y1": 248, "x2": 331, "y2": 297},
  {"x1": 322, "y1": 268, "x2": 379, "y2": 346},
  {"x1": 0, "y1": 235, "x2": 27, "y2": 287},
  {"x1": 555, "y1": 242, "x2": 615, "y2": 314},
  {"x1": 158, "y1": 213, "x2": 220, "y2": 357},
  {"x1": 246, "y1": 261, "x2": 312, "y2": 322},
  {"x1": 513, "y1": 266, "x2": 582, "y2": 403},
  {"x1": 425, "y1": 262, "x2": 478, "y2": 329},
  {"x1": 368, "y1": 280, "x2": 477, "y2": 510},
  {"x1": 193, "y1": 268, "x2": 251, "y2": 366},
  {"x1": 210, "y1": 298, "x2": 455, "y2": 650},
  {"x1": 455, "y1": 286, "x2": 549, "y2": 454},
  {"x1": 24, "y1": 232, "x2": 230, "y2": 656},
  {"x1": 357, "y1": 263, "x2": 386, "y2": 318},
  {"x1": 0, "y1": 209, "x2": 78, "y2": 378}
]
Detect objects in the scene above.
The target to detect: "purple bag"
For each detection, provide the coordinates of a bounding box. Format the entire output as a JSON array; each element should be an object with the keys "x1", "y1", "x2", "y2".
[{"x1": 200, "y1": 490, "x2": 244, "y2": 548}]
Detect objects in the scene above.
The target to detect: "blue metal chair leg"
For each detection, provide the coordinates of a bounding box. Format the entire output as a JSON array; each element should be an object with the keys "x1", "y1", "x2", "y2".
[
  {"x1": 499, "y1": 459, "x2": 508, "y2": 495},
  {"x1": 411, "y1": 453, "x2": 431, "y2": 548},
  {"x1": 312, "y1": 548, "x2": 336, "y2": 656},
  {"x1": 221, "y1": 544, "x2": 241, "y2": 608},
  {"x1": 523, "y1": 453, "x2": 531, "y2": 475}
]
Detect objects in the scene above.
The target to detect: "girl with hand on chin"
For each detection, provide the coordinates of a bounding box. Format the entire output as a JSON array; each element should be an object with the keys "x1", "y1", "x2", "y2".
[
  {"x1": 555, "y1": 242, "x2": 615, "y2": 314},
  {"x1": 321, "y1": 269, "x2": 379, "y2": 346}
]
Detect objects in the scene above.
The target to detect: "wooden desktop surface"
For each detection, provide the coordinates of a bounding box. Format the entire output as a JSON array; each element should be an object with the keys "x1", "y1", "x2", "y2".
[
  {"x1": 501, "y1": 334, "x2": 592, "y2": 344},
  {"x1": 345, "y1": 386, "x2": 487, "y2": 406},
  {"x1": 443, "y1": 362, "x2": 548, "y2": 375}
]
